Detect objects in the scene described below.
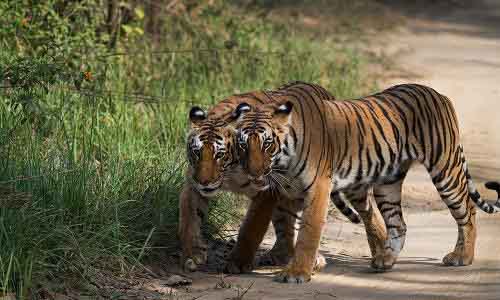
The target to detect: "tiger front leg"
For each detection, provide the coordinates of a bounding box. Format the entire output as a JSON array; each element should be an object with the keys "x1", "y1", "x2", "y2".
[
  {"x1": 256, "y1": 198, "x2": 298, "y2": 267},
  {"x1": 178, "y1": 183, "x2": 209, "y2": 272},
  {"x1": 274, "y1": 179, "x2": 331, "y2": 284},
  {"x1": 257, "y1": 199, "x2": 328, "y2": 272},
  {"x1": 224, "y1": 190, "x2": 278, "y2": 274}
]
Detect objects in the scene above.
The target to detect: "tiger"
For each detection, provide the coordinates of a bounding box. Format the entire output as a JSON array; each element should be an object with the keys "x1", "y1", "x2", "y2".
[
  {"x1": 227, "y1": 83, "x2": 500, "y2": 284},
  {"x1": 178, "y1": 81, "x2": 361, "y2": 273}
]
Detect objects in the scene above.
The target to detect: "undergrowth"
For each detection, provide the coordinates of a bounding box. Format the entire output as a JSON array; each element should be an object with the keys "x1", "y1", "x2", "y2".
[{"x1": 0, "y1": 0, "x2": 372, "y2": 297}]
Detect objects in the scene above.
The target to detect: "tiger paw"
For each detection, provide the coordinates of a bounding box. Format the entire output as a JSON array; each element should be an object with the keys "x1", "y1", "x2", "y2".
[
  {"x1": 442, "y1": 249, "x2": 474, "y2": 266},
  {"x1": 255, "y1": 250, "x2": 291, "y2": 267},
  {"x1": 224, "y1": 258, "x2": 254, "y2": 274},
  {"x1": 273, "y1": 266, "x2": 311, "y2": 284},
  {"x1": 370, "y1": 252, "x2": 397, "y2": 272}
]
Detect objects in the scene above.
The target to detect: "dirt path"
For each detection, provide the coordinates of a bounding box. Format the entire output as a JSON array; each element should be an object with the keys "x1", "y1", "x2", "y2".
[
  {"x1": 177, "y1": 2, "x2": 500, "y2": 299},
  {"x1": 384, "y1": 0, "x2": 500, "y2": 182},
  {"x1": 181, "y1": 212, "x2": 500, "y2": 300}
]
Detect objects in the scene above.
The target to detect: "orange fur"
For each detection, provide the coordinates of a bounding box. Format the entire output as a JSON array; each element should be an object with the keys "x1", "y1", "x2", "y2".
[
  {"x1": 180, "y1": 82, "x2": 337, "y2": 272},
  {"x1": 232, "y1": 83, "x2": 500, "y2": 283}
]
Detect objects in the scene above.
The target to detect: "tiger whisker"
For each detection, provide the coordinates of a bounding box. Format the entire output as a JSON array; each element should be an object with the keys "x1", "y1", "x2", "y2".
[
  {"x1": 270, "y1": 171, "x2": 301, "y2": 194},
  {"x1": 269, "y1": 174, "x2": 289, "y2": 197}
]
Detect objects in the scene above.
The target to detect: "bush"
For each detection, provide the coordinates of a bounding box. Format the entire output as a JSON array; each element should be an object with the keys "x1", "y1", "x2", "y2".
[
  {"x1": 0, "y1": 0, "x2": 370, "y2": 296},
  {"x1": 0, "y1": 0, "x2": 107, "y2": 66}
]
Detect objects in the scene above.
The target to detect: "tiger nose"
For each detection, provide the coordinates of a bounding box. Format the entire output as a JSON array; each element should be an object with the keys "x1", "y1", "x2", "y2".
[
  {"x1": 248, "y1": 175, "x2": 264, "y2": 183},
  {"x1": 198, "y1": 178, "x2": 210, "y2": 186}
]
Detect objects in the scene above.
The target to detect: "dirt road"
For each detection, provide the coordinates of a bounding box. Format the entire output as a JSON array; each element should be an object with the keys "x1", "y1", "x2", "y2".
[
  {"x1": 182, "y1": 212, "x2": 499, "y2": 300},
  {"x1": 178, "y1": 2, "x2": 500, "y2": 299}
]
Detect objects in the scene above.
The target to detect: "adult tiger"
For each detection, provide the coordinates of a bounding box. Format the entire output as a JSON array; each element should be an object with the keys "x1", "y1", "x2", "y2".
[
  {"x1": 229, "y1": 83, "x2": 500, "y2": 283},
  {"x1": 179, "y1": 81, "x2": 360, "y2": 272}
]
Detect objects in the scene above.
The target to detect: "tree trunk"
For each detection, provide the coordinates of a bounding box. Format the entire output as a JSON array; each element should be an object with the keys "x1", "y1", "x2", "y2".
[
  {"x1": 145, "y1": 0, "x2": 164, "y2": 46},
  {"x1": 107, "y1": 0, "x2": 120, "y2": 49}
]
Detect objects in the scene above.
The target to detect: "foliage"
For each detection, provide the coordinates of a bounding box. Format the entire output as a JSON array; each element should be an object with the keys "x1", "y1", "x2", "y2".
[
  {"x1": 0, "y1": 0, "x2": 107, "y2": 64},
  {"x1": 0, "y1": 0, "x2": 371, "y2": 297}
]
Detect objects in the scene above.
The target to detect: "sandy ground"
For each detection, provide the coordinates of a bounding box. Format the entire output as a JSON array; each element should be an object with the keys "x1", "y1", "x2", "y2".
[
  {"x1": 179, "y1": 212, "x2": 500, "y2": 300},
  {"x1": 173, "y1": 2, "x2": 500, "y2": 299}
]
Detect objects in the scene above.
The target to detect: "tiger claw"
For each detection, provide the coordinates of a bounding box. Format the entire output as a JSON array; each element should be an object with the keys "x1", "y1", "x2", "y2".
[
  {"x1": 370, "y1": 253, "x2": 396, "y2": 272},
  {"x1": 273, "y1": 273, "x2": 310, "y2": 284},
  {"x1": 273, "y1": 267, "x2": 311, "y2": 284}
]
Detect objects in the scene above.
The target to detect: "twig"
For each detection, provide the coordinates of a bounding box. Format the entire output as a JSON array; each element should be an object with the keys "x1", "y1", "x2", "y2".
[
  {"x1": 234, "y1": 281, "x2": 254, "y2": 300},
  {"x1": 165, "y1": 0, "x2": 180, "y2": 11},
  {"x1": 0, "y1": 168, "x2": 80, "y2": 185},
  {"x1": 99, "y1": 48, "x2": 285, "y2": 58}
]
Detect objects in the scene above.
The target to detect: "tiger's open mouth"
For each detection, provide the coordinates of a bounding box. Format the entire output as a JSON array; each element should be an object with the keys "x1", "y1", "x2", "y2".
[
  {"x1": 196, "y1": 182, "x2": 222, "y2": 197},
  {"x1": 201, "y1": 186, "x2": 218, "y2": 193}
]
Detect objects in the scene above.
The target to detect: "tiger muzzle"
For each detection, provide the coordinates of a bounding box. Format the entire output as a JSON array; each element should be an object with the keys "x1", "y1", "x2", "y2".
[{"x1": 245, "y1": 133, "x2": 271, "y2": 179}]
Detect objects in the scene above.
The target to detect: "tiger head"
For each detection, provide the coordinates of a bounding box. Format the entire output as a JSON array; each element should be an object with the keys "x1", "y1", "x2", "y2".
[
  {"x1": 235, "y1": 101, "x2": 294, "y2": 190},
  {"x1": 186, "y1": 104, "x2": 251, "y2": 197}
]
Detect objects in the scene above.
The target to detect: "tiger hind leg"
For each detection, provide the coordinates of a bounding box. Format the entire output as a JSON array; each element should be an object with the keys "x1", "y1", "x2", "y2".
[
  {"x1": 347, "y1": 187, "x2": 388, "y2": 271},
  {"x1": 441, "y1": 199, "x2": 476, "y2": 266},
  {"x1": 225, "y1": 190, "x2": 278, "y2": 274},
  {"x1": 429, "y1": 148, "x2": 476, "y2": 266},
  {"x1": 372, "y1": 178, "x2": 407, "y2": 270}
]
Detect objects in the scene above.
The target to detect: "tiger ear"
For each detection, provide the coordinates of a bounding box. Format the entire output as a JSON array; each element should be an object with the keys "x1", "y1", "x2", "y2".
[
  {"x1": 189, "y1": 106, "x2": 207, "y2": 125},
  {"x1": 230, "y1": 102, "x2": 251, "y2": 121},
  {"x1": 273, "y1": 101, "x2": 293, "y2": 123}
]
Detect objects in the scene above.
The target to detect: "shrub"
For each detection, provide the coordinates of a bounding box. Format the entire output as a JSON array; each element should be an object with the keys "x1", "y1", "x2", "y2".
[{"x1": 0, "y1": 0, "x2": 369, "y2": 296}]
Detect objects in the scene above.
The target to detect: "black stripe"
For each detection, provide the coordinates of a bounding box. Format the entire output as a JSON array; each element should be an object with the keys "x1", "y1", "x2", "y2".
[
  {"x1": 380, "y1": 206, "x2": 397, "y2": 214},
  {"x1": 385, "y1": 210, "x2": 403, "y2": 220},
  {"x1": 402, "y1": 86, "x2": 432, "y2": 164},
  {"x1": 289, "y1": 93, "x2": 309, "y2": 174},
  {"x1": 421, "y1": 86, "x2": 446, "y2": 166},
  {"x1": 294, "y1": 86, "x2": 331, "y2": 177},
  {"x1": 371, "y1": 130, "x2": 384, "y2": 176},
  {"x1": 447, "y1": 198, "x2": 464, "y2": 210},
  {"x1": 372, "y1": 98, "x2": 402, "y2": 152},
  {"x1": 376, "y1": 200, "x2": 400, "y2": 207}
]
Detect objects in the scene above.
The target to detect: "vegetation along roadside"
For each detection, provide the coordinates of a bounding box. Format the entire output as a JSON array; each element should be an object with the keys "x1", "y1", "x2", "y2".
[{"x1": 0, "y1": 0, "x2": 386, "y2": 297}]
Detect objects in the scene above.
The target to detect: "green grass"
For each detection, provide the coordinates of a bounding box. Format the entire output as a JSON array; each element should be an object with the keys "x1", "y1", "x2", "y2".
[{"x1": 0, "y1": 5, "x2": 373, "y2": 297}]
